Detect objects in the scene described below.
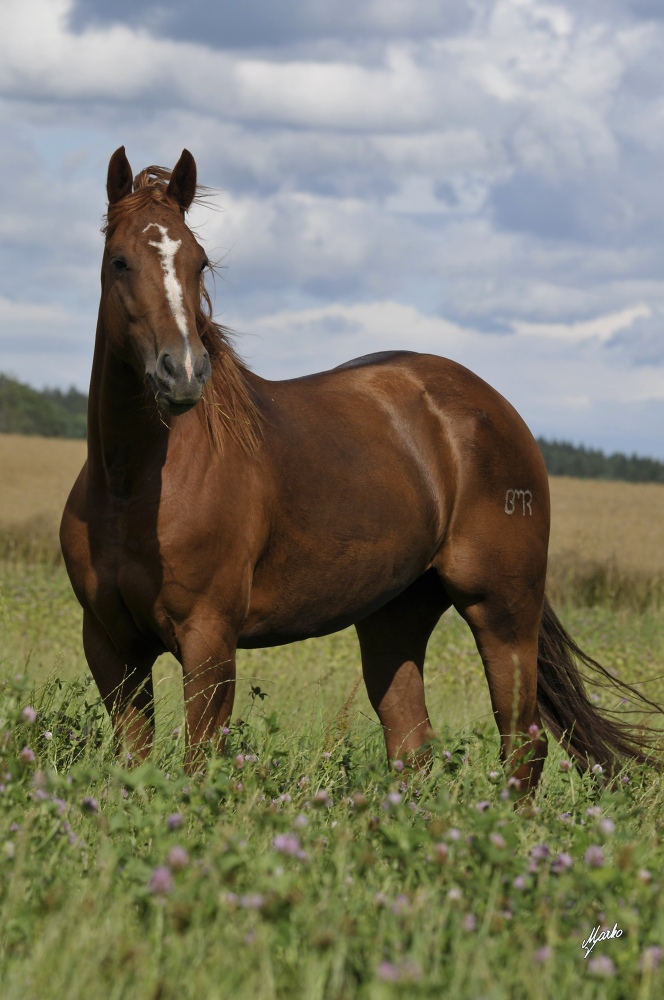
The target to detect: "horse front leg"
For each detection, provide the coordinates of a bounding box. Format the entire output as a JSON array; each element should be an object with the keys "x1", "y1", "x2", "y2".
[
  {"x1": 179, "y1": 624, "x2": 237, "y2": 773},
  {"x1": 83, "y1": 610, "x2": 156, "y2": 764}
]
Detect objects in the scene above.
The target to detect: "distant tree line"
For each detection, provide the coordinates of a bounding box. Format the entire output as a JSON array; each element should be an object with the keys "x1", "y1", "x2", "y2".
[
  {"x1": 0, "y1": 373, "x2": 663, "y2": 482},
  {"x1": 0, "y1": 374, "x2": 87, "y2": 438},
  {"x1": 536, "y1": 437, "x2": 664, "y2": 484}
]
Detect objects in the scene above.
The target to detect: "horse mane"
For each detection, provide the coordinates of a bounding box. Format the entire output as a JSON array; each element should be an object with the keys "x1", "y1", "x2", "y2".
[{"x1": 103, "y1": 166, "x2": 263, "y2": 458}]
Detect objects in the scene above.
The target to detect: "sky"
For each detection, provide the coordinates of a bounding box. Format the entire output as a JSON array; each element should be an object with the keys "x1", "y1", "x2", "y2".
[{"x1": 1, "y1": 0, "x2": 663, "y2": 457}]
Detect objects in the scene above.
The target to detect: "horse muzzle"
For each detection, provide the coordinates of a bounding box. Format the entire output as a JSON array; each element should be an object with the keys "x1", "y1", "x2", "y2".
[{"x1": 148, "y1": 348, "x2": 212, "y2": 415}]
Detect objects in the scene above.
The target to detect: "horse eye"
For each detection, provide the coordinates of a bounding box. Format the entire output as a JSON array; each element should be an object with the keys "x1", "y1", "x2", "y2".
[
  {"x1": 112, "y1": 257, "x2": 128, "y2": 273},
  {"x1": 200, "y1": 258, "x2": 209, "y2": 273}
]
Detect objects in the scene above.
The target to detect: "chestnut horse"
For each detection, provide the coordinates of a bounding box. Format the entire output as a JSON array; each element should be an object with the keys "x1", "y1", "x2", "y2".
[{"x1": 60, "y1": 147, "x2": 658, "y2": 786}]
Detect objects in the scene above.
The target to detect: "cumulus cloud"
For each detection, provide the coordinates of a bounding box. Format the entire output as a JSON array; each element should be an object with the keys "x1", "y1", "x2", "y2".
[{"x1": 0, "y1": 0, "x2": 663, "y2": 456}]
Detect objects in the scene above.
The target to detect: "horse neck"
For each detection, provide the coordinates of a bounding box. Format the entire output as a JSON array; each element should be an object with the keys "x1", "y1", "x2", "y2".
[{"x1": 86, "y1": 308, "x2": 168, "y2": 493}]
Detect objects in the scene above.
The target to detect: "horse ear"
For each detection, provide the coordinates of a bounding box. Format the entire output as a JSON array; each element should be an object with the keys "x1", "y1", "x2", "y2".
[
  {"x1": 166, "y1": 149, "x2": 197, "y2": 212},
  {"x1": 107, "y1": 146, "x2": 133, "y2": 205}
]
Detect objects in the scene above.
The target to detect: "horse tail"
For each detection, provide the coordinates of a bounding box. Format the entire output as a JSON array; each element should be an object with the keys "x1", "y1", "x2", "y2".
[{"x1": 536, "y1": 596, "x2": 662, "y2": 774}]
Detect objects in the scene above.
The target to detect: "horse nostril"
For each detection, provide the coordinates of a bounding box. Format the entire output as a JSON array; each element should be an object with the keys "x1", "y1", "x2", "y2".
[{"x1": 162, "y1": 354, "x2": 176, "y2": 377}]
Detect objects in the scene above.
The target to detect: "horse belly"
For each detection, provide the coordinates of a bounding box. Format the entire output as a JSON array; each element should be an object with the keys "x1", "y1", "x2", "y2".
[{"x1": 239, "y1": 515, "x2": 438, "y2": 647}]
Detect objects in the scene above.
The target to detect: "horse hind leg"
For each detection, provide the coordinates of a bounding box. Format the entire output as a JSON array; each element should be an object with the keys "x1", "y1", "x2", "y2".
[
  {"x1": 355, "y1": 569, "x2": 451, "y2": 766},
  {"x1": 435, "y1": 551, "x2": 549, "y2": 791}
]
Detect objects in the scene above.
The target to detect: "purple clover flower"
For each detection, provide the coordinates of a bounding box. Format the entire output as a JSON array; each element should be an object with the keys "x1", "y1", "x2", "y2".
[
  {"x1": 167, "y1": 813, "x2": 183, "y2": 831},
  {"x1": 551, "y1": 852, "x2": 573, "y2": 874},
  {"x1": 588, "y1": 954, "x2": 615, "y2": 977},
  {"x1": 640, "y1": 946, "x2": 663, "y2": 972},
  {"x1": 21, "y1": 706, "x2": 36, "y2": 724},
  {"x1": 167, "y1": 846, "x2": 188, "y2": 870},
  {"x1": 273, "y1": 833, "x2": 306, "y2": 859},
  {"x1": 585, "y1": 845, "x2": 605, "y2": 868},
  {"x1": 19, "y1": 747, "x2": 35, "y2": 764},
  {"x1": 559, "y1": 759, "x2": 572, "y2": 773},
  {"x1": 149, "y1": 866, "x2": 174, "y2": 895}
]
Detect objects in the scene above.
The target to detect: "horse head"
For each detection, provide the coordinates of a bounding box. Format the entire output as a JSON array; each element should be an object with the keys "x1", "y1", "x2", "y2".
[{"x1": 103, "y1": 146, "x2": 212, "y2": 415}]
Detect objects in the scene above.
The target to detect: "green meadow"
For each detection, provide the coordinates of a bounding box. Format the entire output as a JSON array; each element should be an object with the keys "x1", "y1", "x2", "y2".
[{"x1": 1, "y1": 552, "x2": 664, "y2": 999}]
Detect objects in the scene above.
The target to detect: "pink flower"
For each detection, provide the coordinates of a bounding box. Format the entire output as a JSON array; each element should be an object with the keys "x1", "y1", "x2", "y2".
[
  {"x1": 490, "y1": 833, "x2": 506, "y2": 849},
  {"x1": 167, "y1": 846, "x2": 188, "y2": 870},
  {"x1": 167, "y1": 813, "x2": 183, "y2": 831},
  {"x1": 588, "y1": 955, "x2": 615, "y2": 977},
  {"x1": 19, "y1": 747, "x2": 35, "y2": 763},
  {"x1": 551, "y1": 852, "x2": 573, "y2": 874},
  {"x1": 535, "y1": 946, "x2": 552, "y2": 964},
  {"x1": 585, "y1": 845, "x2": 604, "y2": 868},
  {"x1": 528, "y1": 723, "x2": 541, "y2": 739},
  {"x1": 273, "y1": 833, "x2": 306, "y2": 859},
  {"x1": 81, "y1": 796, "x2": 98, "y2": 813},
  {"x1": 149, "y1": 866, "x2": 174, "y2": 895},
  {"x1": 21, "y1": 707, "x2": 37, "y2": 724},
  {"x1": 559, "y1": 759, "x2": 572, "y2": 773}
]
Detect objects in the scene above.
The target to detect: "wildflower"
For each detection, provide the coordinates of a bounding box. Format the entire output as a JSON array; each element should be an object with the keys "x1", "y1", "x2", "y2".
[
  {"x1": 43, "y1": 731, "x2": 52, "y2": 740},
  {"x1": 559, "y1": 811, "x2": 572, "y2": 823},
  {"x1": 447, "y1": 828, "x2": 461, "y2": 841},
  {"x1": 559, "y1": 759, "x2": 572, "y2": 773},
  {"x1": 313, "y1": 788, "x2": 332, "y2": 808},
  {"x1": 513, "y1": 875, "x2": 526, "y2": 890},
  {"x1": 245, "y1": 754, "x2": 258, "y2": 763},
  {"x1": 376, "y1": 962, "x2": 399, "y2": 983},
  {"x1": 442, "y1": 750, "x2": 452, "y2": 760},
  {"x1": 19, "y1": 747, "x2": 35, "y2": 764},
  {"x1": 374, "y1": 892, "x2": 389, "y2": 907},
  {"x1": 488, "y1": 770, "x2": 500, "y2": 780},
  {"x1": 167, "y1": 846, "x2": 188, "y2": 870},
  {"x1": 385, "y1": 791, "x2": 402, "y2": 808},
  {"x1": 640, "y1": 946, "x2": 663, "y2": 972},
  {"x1": 171, "y1": 727, "x2": 180, "y2": 738},
  {"x1": 392, "y1": 759, "x2": 405, "y2": 772},
  {"x1": 279, "y1": 793, "x2": 292, "y2": 804},
  {"x1": 637, "y1": 868, "x2": 652, "y2": 884},
  {"x1": 476, "y1": 800, "x2": 490, "y2": 812},
  {"x1": 592, "y1": 763, "x2": 604, "y2": 775},
  {"x1": 507, "y1": 776, "x2": 522, "y2": 790},
  {"x1": 322, "y1": 751, "x2": 332, "y2": 760},
  {"x1": 551, "y1": 852, "x2": 573, "y2": 874},
  {"x1": 535, "y1": 946, "x2": 552, "y2": 964},
  {"x1": 167, "y1": 813, "x2": 183, "y2": 830},
  {"x1": 586, "y1": 806, "x2": 601, "y2": 819},
  {"x1": 391, "y1": 894, "x2": 410, "y2": 915},
  {"x1": 620, "y1": 774, "x2": 630, "y2": 784},
  {"x1": 235, "y1": 754, "x2": 245, "y2": 769},
  {"x1": 21, "y1": 706, "x2": 36, "y2": 724},
  {"x1": 376, "y1": 960, "x2": 421, "y2": 983},
  {"x1": 149, "y1": 866, "x2": 174, "y2": 895},
  {"x1": 588, "y1": 954, "x2": 615, "y2": 977},
  {"x1": 434, "y1": 843, "x2": 449, "y2": 862},
  {"x1": 273, "y1": 833, "x2": 306, "y2": 859},
  {"x1": 585, "y1": 845, "x2": 604, "y2": 868},
  {"x1": 447, "y1": 887, "x2": 462, "y2": 901},
  {"x1": 528, "y1": 723, "x2": 541, "y2": 739},
  {"x1": 462, "y1": 913, "x2": 476, "y2": 932},
  {"x1": 599, "y1": 818, "x2": 615, "y2": 836},
  {"x1": 530, "y1": 844, "x2": 549, "y2": 861},
  {"x1": 81, "y1": 796, "x2": 98, "y2": 813},
  {"x1": 293, "y1": 813, "x2": 308, "y2": 829},
  {"x1": 239, "y1": 893, "x2": 264, "y2": 910},
  {"x1": 489, "y1": 832, "x2": 506, "y2": 849}
]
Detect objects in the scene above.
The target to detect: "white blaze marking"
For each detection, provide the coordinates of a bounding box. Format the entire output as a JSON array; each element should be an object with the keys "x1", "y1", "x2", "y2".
[{"x1": 143, "y1": 222, "x2": 194, "y2": 379}]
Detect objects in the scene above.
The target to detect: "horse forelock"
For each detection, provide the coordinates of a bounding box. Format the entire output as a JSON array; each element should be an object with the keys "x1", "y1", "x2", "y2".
[{"x1": 101, "y1": 165, "x2": 263, "y2": 459}]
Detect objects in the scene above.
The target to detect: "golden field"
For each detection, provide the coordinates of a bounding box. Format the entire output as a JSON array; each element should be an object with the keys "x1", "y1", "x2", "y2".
[{"x1": 0, "y1": 432, "x2": 662, "y2": 604}]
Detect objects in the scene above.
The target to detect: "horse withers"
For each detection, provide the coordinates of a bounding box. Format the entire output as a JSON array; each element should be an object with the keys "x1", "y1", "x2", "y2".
[{"x1": 60, "y1": 147, "x2": 659, "y2": 786}]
